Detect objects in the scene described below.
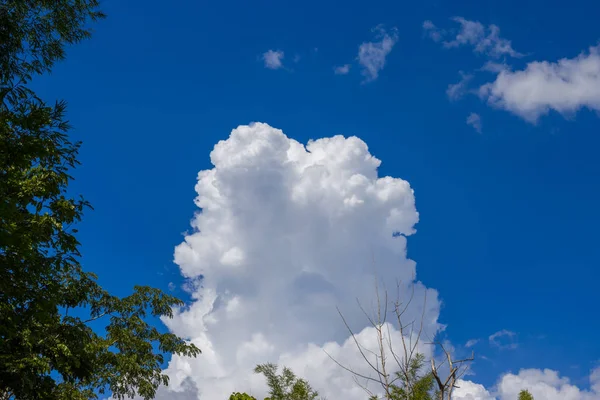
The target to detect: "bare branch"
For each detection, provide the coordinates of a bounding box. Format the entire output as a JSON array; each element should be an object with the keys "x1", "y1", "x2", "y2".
[
  {"x1": 429, "y1": 341, "x2": 475, "y2": 400},
  {"x1": 323, "y1": 348, "x2": 382, "y2": 385},
  {"x1": 336, "y1": 307, "x2": 382, "y2": 374},
  {"x1": 328, "y1": 264, "x2": 473, "y2": 400}
]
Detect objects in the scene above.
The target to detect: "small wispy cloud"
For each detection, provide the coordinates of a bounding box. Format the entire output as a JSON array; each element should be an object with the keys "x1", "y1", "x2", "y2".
[
  {"x1": 489, "y1": 329, "x2": 518, "y2": 350},
  {"x1": 358, "y1": 25, "x2": 398, "y2": 82},
  {"x1": 334, "y1": 64, "x2": 351, "y2": 75},
  {"x1": 480, "y1": 60, "x2": 509, "y2": 73},
  {"x1": 424, "y1": 17, "x2": 522, "y2": 58},
  {"x1": 465, "y1": 338, "x2": 480, "y2": 348},
  {"x1": 447, "y1": 71, "x2": 473, "y2": 100},
  {"x1": 466, "y1": 113, "x2": 482, "y2": 133},
  {"x1": 262, "y1": 49, "x2": 285, "y2": 69},
  {"x1": 423, "y1": 20, "x2": 444, "y2": 42}
]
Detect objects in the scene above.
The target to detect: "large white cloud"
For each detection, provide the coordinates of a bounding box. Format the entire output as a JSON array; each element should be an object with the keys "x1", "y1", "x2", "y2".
[
  {"x1": 453, "y1": 380, "x2": 495, "y2": 400},
  {"x1": 426, "y1": 17, "x2": 600, "y2": 124},
  {"x1": 480, "y1": 45, "x2": 600, "y2": 122},
  {"x1": 457, "y1": 367, "x2": 600, "y2": 400},
  {"x1": 156, "y1": 122, "x2": 441, "y2": 399},
  {"x1": 136, "y1": 123, "x2": 599, "y2": 400}
]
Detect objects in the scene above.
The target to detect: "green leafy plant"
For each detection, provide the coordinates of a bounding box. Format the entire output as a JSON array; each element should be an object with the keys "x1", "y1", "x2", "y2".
[
  {"x1": 518, "y1": 389, "x2": 534, "y2": 400},
  {"x1": 229, "y1": 392, "x2": 258, "y2": 400},
  {"x1": 254, "y1": 363, "x2": 320, "y2": 400}
]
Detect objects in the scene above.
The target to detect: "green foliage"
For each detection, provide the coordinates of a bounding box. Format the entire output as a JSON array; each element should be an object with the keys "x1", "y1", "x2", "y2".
[
  {"x1": 389, "y1": 353, "x2": 435, "y2": 400},
  {"x1": 243, "y1": 356, "x2": 432, "y2": 400},
  {"x1": 254, "y1": 363, "x2": 320, "y2": 400},
  {"x1": 365, "y1": 353, "x2": 434, "y2": 400},
  {"x1": 0, "y1": 0, "x2": 105, "y2": 87},
  {"x1": 229, "y1": 393, "x2": 258, "y2": 400},
  {"x1": 0, "y1": 1, "x2": 200, "y2": 399},
  {"x1": 518, "y1": 389, "x2": 534, "y2": 400}
]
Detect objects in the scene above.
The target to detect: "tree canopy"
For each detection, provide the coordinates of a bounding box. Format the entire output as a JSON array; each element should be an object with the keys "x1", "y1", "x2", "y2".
[
  {"x1": 0, "y1": 1, "x2": 200, "y2": 399},
  {"x1": 518, "y1": 389, "x2": 534, "y2": 400},
  {"x1": 229, "y1": 393, "x2": 258, "y2": 400},
  {"x1": 229, "y1": 364, "x2": 319, "y2": 400},
  {"x1": 255, "y1": 363, "x2": 320, "y2": 400},
  {"x1": 384, "y1": 353, "x2": 435, "y2": 400}
]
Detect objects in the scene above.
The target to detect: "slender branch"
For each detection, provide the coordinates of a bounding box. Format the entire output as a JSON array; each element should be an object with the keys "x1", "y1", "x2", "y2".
[
  {"x1": 335, "y1": 307, "x2": 386, "y2": 384},
  {"x1": 323, "y1": 348, "x2": 383, "y2": 386},
  {"x1": 83, "y1": 310, "x2": 115, "y2": 324}
]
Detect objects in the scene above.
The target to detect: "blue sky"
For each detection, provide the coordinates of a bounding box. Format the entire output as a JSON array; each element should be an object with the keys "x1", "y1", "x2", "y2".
[{"x1": 35, "y1": 0, "x2": 600, "y2": 398}]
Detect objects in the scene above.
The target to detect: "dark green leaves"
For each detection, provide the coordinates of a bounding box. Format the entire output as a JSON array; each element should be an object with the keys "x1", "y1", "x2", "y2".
[
  {"x1": 0, "y1": 0, "x2": 105, "y2": 88},
  {"x1": 518, "y1": 389, "x2": 534, "y2": 400},
  {"x1": 387, "y1": 353, "x2": 435, "y2": 400}
]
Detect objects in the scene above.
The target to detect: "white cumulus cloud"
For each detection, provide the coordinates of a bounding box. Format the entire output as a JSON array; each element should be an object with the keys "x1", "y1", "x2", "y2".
[
  {"x1": 456, "y1": 367, "x2": 600, "y2": 400},
  {"x1": 122, "y1": 123, "x2": 600, "y2": 400},
  {"x1": 454, "y1": 379, "x2": 496, "y2": 400},
  {"x1": 479, "y1": 45, "x2": 600, "y2": 123},
  {"x1": 426, "y1": 20, "x2": 600, "y2": 124},
  {"x1": 358, "y1": 26, "x2": 398, "y2": 82},
  {"x1": 153, "y1": 122, "x2": 441, "y2": 399},
  {"x1": 495, "y1": 368, "x2": 600, "y2": 400}
]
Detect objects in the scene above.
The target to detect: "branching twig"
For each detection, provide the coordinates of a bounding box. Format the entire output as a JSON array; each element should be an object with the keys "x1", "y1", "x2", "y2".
[{"x1": 327, "y1": 264, "x2": 474, "y2": 400}]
